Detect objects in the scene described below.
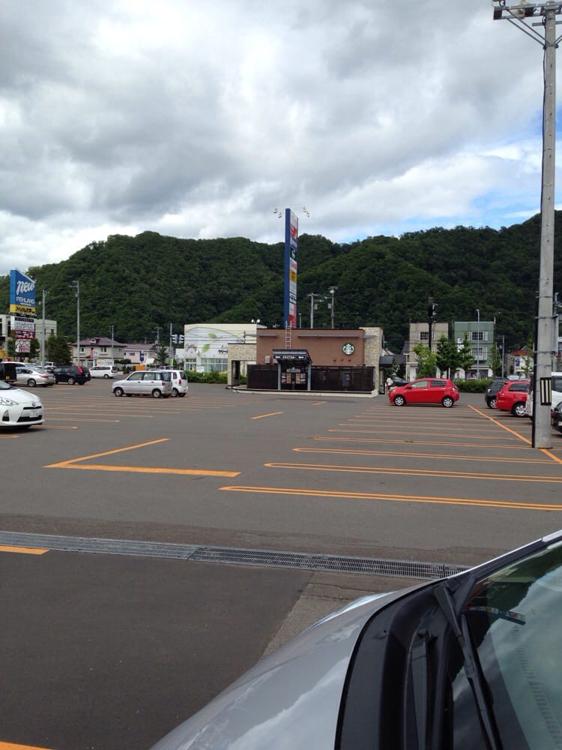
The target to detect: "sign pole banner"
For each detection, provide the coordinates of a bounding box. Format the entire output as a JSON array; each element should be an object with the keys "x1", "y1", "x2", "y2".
[
  {"x1": 283, "y1": 208, "x2": 298, "y2": 328},
  {"x1": 9, "y1": 270, "x2": 36, "y2": 317}
]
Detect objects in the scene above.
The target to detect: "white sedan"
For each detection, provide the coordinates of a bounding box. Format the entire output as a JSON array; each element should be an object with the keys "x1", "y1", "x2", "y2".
[{"x1": 0, "y1": 380, "x2": 44, "y2": 428}]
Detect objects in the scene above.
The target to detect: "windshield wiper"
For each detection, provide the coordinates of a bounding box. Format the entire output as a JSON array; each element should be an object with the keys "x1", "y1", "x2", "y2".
[{"x1": 434, "y1": 583, "x2": 501, "y2": 750}]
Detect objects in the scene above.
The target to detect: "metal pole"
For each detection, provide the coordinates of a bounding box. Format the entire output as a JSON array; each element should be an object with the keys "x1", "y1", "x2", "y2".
[
  {"x1": 169, "y1": 322, "x2": 173, "y2": 365},
  {"x1": 534, "y1": 5, "x2": 557, "y2": 448},
  {"x1": 110, "y1": 324, "x2": 114, "y2": 363},
  {"x1": 476, "y1": 308, "x2": 480, "y2": 378},
  {"x1": 74, "y1": 280, "x2": 80, "y2": 365},
  {"x1": 40, "y1": 289, "x2": 46, "y2": 366}
]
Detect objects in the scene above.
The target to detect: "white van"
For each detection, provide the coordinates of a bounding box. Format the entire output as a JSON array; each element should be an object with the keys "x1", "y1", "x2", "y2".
[{"x1": 90, "y1": 364, "x2": 120, "y2": 379}]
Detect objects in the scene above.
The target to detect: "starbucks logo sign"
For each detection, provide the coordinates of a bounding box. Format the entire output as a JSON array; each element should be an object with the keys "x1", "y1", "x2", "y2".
[{"x1": 342, "y1": 343, "x2": 355, "y2": 355}]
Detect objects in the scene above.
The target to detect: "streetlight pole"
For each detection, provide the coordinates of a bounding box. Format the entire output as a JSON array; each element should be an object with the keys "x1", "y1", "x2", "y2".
[
  {"x1": 110, "y1": 324, "x2": 115, "y2": 363},
  {"x1": 71, "y1": 280, "x2": 80, "y2": 364},
  {"x1": 328, "y1": 287, "x2": 337, "y2": 329},
  {"x1": 493, "y1": 0, "x2": 561, "y2": 447},
  {"x1": 40, "y1": 289, "x2": 47, "y2": 366},
  {"x1": 476, "y1": 308, "x2": 480, "y2": 379}
]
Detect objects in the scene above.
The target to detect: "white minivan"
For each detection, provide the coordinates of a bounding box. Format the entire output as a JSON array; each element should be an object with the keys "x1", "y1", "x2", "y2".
[{"x1": 90, "y1": 365, "x2": 120, "y2": 379}]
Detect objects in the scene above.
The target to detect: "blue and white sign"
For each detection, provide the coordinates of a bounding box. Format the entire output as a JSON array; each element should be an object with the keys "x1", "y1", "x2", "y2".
[{"x1": 9, "y1": 269, "x2": 36, "y2": 314}]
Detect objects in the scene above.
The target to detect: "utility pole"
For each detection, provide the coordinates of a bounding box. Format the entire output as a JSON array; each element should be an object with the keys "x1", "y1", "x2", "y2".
[
  {"x1": 328, "y1": 287, "x2": 337, "y2": 329},
  {"x1": 427, "y1": 299, "x2": 437, "y2": 354},
  {"x1": 110, "y1": 324, "x2": 115, "y2": 363},
  {"x1": 475, "y1": 308, "x2": 480, "y2": 379},
  {"x1": 40, "y1": 289, "x2": 47, "y2": 366},
  {"x1": 493, "y1": 0, "x2": 562, "y2": 447},
  {"x1": 71, "y1": 280, "x2": 80, "y2": 364},
  {"x1": 169, "y1": 322, "x2": 173, "y2": 365}
]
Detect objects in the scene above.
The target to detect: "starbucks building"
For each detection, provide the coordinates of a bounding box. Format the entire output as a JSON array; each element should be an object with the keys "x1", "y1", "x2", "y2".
[{"x1": 248, "y1": 327, "x2": 383, "y2": 393}]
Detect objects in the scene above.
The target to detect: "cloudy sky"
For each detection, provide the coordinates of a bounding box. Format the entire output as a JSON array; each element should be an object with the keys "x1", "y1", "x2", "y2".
[{"x1": 0, "y1": 0, "x2": 559, "y2": 275}]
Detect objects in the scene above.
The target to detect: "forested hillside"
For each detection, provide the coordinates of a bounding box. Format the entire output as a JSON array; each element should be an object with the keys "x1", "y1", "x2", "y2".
[{"x1": 1, "y1": 213, "x2": 560, "y2": 350}]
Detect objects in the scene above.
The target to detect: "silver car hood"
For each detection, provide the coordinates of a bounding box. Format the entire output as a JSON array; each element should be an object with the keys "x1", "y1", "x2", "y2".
[{"x1": 152, "y1": 586, "x2": 424, "y2": 750}]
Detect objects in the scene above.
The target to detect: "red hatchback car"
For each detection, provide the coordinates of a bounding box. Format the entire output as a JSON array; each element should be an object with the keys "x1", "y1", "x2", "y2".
[
  {"x1": 495, "y1": 379, "x2": 530, "y2": 417},
  {"x1": 389, "y1": 378, "x2": 460, "y2": 408}
]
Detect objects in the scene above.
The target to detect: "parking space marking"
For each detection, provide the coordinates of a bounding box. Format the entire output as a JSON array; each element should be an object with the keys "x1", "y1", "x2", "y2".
[
  {"x1": 0, "y1": 435, "x2": 19, "y2": 439},
  {"x1": 0, "y1": 545, "x2": 49, "y2": 555},
  {"x1": 0, "y1": 743, "x2": 53, "y2": 750},
  {"x1": 47, "y1": 417, "x2": 120, "y2": 423},
  {"x1": 311, "y1": 401, "x2": 326, "y2": 406},
  {"x1": 467, "y1": 405, "x2": 531, "y2": 444},
  {"x1": 265, "y1": 461, "x2": 562, "y2": 484},
  {"x1": 293, "y1": 447, "x2": 553, "y2": 464},
  {"x1": 220, "y1": 484, "x2": 562, "y2": 512},
  {"x1": 45, "y1": 438, "x2": 240, "y2": 478},
  {"x1": 252, "y1": 411, "x2": 284, "y2": 420},
  {"x1": 45, "y1": 438, "x2": 170, "y2": 467},
  {"x1": 311, "y1": 435, "x2": 531, "y2": 449},
  {"x1": 328, "y1": 428, "x2": 522, "y2": 441}
]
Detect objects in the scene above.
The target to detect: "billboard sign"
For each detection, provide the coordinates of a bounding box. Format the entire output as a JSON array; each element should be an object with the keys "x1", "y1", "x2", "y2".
[
  {"x1": 283, "y1": 209, "x2": 298, "y2": 328},
  {"x1": 9, "y1": 270, "x2": 36, "y2": 316},
  {"x1": 15, "y1": 339, "x2": 31, "y2": 353}
]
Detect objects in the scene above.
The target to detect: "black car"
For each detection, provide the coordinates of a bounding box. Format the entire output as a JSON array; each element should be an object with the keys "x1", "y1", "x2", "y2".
[
  {"x1": 485, "y1": 377, "x2": 507, "y2": 408},
  {"x1": 53, "y1": 365, "x2": 88, "y2": 385}
]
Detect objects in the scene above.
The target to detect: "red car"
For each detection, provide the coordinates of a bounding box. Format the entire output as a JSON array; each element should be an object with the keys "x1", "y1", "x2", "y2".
[
  {"x1": 495, "y1": 379, "x2": 529, "y2": 417},
  {"x1": 388, "y1": 378, "x2": 460, "y2": 408}
]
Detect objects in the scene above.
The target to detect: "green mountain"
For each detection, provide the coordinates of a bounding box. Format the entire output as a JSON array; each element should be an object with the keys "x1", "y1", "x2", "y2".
[{"x1": 0, "y1": 214, "x2": 560, "y2": 351}]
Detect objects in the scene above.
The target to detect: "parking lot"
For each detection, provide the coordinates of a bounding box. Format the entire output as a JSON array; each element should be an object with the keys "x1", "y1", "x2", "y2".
[{"x1": 1, "y1": 380, "x2": 562, "y2": 748}]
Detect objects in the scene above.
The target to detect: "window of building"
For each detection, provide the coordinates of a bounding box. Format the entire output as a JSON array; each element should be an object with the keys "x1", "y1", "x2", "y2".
[
  {"x1": 471, "y1": 331, "x2": 488, "y2": 342},
  {"x1": 419, "y1": 331, "x2": 429, "y2": 341},
  {"x1": 473, "y1": 346, "x2": 488, "y2": 361},
  {"x1": 201, "y1": 358, "x2": 227, "y2": 373},
  {"x1": 185, "y1": 359, "x2": 197, "y2": 371}
]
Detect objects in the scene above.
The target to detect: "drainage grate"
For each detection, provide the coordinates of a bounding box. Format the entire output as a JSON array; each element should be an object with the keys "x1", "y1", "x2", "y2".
[{"x1": 0, "y1": 530, "x2": 468, "y2": 580}]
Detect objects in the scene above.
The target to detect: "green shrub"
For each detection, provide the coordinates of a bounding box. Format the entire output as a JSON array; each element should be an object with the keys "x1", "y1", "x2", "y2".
[
  {"x1": 453, "y1": 378, "x2": 492, "y2": 393},
  {"x1": 186, "y1": 370, "x2": 228, "y2": 384}
]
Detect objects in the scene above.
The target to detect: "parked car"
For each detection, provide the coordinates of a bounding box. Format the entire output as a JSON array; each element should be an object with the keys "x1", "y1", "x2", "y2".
[
  {"x1": 14, "y1": 365, "x2": 55, "y2": 387},
  {"x1": 152, "y1": 530, "x2": 562, "y2": 750},
  {"x1": 167, "y1": 369, "x2": 188, "y2": 397},
  {"x1": 551, "y1": 402, "x2": 562, "y2": 433},
  {"x1": 0, "y1": 379, "x2": 44, "y2": 428},
  {"x1": 112, "y1": 371, "x2": 172, "y2": 398},
  {"x1": 526, "y1": 371, "x2": 562, "y2": 419},
  {"x1": 388, "y1": 378, "x2": 460, "y2": 408},
  {"x1": 484, "y1": 377, "x2": 507, "y2": 409},
  {"x1": 90, "y1": 364, "x2": 120, "y2": 379},
  {"x1": 53, "y1": 365, "x2": 89, "y2": 385},
  {"x1": 495, "y1": 379, "x2": 530, "y2": 417}
]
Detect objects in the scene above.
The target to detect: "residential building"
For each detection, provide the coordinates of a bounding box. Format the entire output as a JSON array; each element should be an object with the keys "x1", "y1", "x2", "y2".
[
  {"x1": 405, "y1": 322, "x2": 449, "y2": 380},
  {"x1": 34, "y1": 319, "x2": 58, "y2": 350},
  {"x1": 454, "y1": 320, "x2": 495, "y2": 378},
  {"x1": 71, "y1": 337, "x2": 126, "y2": 365}
]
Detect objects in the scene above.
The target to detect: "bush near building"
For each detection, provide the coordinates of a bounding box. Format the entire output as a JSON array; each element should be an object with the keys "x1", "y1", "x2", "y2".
[{"x1": 454, "y1": 378, "x2": 492, "y2": 393}]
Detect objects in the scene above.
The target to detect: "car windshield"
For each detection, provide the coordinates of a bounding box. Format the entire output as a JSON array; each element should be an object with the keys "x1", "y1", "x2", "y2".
[{"x1": 463, "y1": 540, "x2": 562, "y2": 749}]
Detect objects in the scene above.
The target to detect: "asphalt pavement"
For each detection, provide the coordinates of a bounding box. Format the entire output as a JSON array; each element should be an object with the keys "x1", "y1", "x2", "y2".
[{"x1": 1, "y1": 380, "x2": 561, "y2": 748}]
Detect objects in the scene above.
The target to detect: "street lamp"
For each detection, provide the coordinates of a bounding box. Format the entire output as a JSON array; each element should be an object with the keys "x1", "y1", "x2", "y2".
[
  {"x1": 492, "y1": 0, "x2": 562, "y2": 447},
  {"x1": 328, "y1": 287, "x2": 338, "y2": 329},
  {"x1": 70, "y1": 280, "x2": 80, "y2": 364},
  {"x1": 475, "y1": 308, "x2": 480, "y2": 379}
]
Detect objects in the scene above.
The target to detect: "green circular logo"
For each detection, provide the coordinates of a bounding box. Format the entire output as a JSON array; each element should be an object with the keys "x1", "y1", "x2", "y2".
[{"x1": 342, "y1": 343, "x2": 355, "y2": 355}]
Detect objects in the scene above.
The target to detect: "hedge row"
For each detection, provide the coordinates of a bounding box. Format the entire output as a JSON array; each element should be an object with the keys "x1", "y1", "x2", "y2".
[
  {"x1": 453, "y1": 378, "x2": 492, "y2": 393},
  {"x1": 186, "y1": 371, "x2": 228, "y2": 384}
]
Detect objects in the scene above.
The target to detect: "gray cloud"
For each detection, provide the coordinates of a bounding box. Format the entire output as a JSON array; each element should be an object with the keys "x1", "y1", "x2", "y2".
[{"x1": 0, "y1": 0, "x2": 556, "y2": 275}]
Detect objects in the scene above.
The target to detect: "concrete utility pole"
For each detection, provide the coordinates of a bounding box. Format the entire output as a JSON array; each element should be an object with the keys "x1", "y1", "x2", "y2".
[
  {"x1": 307, "y1": 293, "x2": 322, "y2": 328},
  {"x1": 476, "y1": 308, "x2": 481, "y2": 379},
  {"x1": 493, "y1": 1, "x2": 562, "y2": 448},
  {"x1": 40, "y1": 289, "x2": 47, "y2": 366},
  {"x1": 71, "y1": 280, "x2": 80, "y2": 364},
  {"x1": 328, "y1": 287, "x2": 337, "y2": 329},
  {"x1": 110, "y1": 324, "x2": 115, "y2": 363}
]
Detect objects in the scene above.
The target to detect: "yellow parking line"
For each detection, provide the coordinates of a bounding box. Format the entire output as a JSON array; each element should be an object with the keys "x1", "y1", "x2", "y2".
[
  {"x1": 265, "y1": 461, "x2": 562, "y2": 484},
  {"x1": 0, "y1": 546, "x2": 49, "y2": 555},
  {"x1": 252, "y1": 412, "x2": 283, "y2": 420},
  {"x1": 541, "y1": 449, "x2": 562, "y2": 465},
  {"x1": 0, "y1": 743, "x2": 53, "y2": 750},
  {"x1": 311, "y1": 401, "x2": 326, "y2": 406},
  {"x1": 293, "y1": 447, "x2": 553, "y2": 464},
  {"x1": 57, "y1": 464, "x2": 239, "y2": 478},
  {"x1": 45, "y1": 438, "x2": 170, "y2": 467},
  {"x1": 311, "y1": 435, "x2": 530, "y2": 451},
  {"x1": 0, "y1": 435, "x2": 19, "y2": 439},
  {"x1": 468, "y1": 405, "x2": 531, "y2": 444},
  {"x1": 328, "y1": 428, "x2": 521, "y2": 441},
  {"x1": 47, "y1": 417, "x2": 120, "y2": 423},
  {"x1": 220, "y1": 484, "x2": 562, "y2": 512},
  {"x1": 312, "y1": 435, "x2": 531, "y2": 449}
]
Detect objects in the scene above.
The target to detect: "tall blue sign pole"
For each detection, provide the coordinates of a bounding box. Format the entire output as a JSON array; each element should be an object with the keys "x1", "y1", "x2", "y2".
[{"x1": 283, "y1": 208, "x2": 298, "y2": 328}]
